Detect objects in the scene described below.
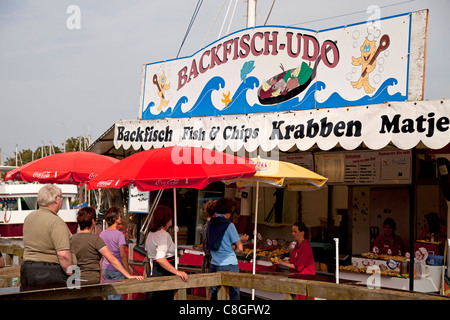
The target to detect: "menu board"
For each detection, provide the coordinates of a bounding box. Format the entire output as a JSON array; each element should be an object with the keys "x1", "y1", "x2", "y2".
[
  {"x1": 128, "y1": 186, "x2": 150, "y2": 213},
  {"x1": 315, "y1": 150, "x2": 411, "y2": 184},
  {"x1": 279, "y1": 153, "x2": 314, "y2": 171}
]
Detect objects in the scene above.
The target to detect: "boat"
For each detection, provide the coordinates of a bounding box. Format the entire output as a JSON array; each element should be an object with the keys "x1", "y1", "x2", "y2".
[
  {"x1": 257, "y1": 62, "x2": 313, "y2": 105},
  {"x1": 0, "y1": 183, "x2": 79, "y2": 237},
  {"x1": 257, "y1": 42, "x2": 335, "y2": 105}
]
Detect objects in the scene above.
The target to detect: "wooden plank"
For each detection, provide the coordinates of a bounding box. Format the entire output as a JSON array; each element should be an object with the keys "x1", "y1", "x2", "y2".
[
  {"x1": 0, "y1": 270, "x2": 447, "y2": 300},
  {"x1": 222, "y1": 272, "x2": 309, "y2": 296},
  {"x1": 408, "y1": 9, "x2": 429, "y2": 100},
  {"x1": 0, "y1": 272, "x2": 222, "y2": 300},
  {"x1": 220, "y1": 272, "x2": 448, "y2": 300},
  {"x1": 0, "y1": 244, "x2": 24, "y2": 257},
  {"x1": 282, "y1": 293, "x2": 295, "y2": 300},
  {"x1": 0, "y1": 266, "x2": 20, "y2": 279},
  {"x1": 0, "y1": 265, "x2": 20, "y2": 289},
  {"x1": 0, "y1": 244, "x2": 23, "y2": 288}
]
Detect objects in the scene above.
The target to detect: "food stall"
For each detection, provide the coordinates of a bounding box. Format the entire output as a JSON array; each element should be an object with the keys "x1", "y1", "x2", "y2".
[
  {"x1": 179, "y1": 239, "x2": 291, "y2": 274},
  {"x1": 338, "y1": 251, "x2": 445, "y2": 293},
  {"x1": 86, "y1": 6, "x2": 450, "y2": 298}
]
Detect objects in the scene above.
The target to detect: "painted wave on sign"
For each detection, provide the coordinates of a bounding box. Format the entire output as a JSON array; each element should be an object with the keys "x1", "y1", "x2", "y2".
[{"x1": 141, "y1": 77, "x2": 406, "y2": 120}]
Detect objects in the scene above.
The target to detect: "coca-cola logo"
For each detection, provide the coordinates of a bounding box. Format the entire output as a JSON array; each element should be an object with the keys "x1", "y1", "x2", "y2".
[
  {"x1": 155, "y1": 179, "x2": 179, "y2": 186},
  {"x1": 33, "y1": 171, "x2": 51, "y2": 179},
  {"x1": 96, "y1": 180, "x2": 115, "y2": 187},
  {"x1": 88, "y1": 173, "x2": 98, "y2": 179}
]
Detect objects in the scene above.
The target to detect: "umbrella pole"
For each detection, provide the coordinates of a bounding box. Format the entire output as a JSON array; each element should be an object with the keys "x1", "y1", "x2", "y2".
[
  {"x1": 251, "y1": 181, "x2": 260, "y2": 300},
  {"x1": 334, "y1": 238, "x2": 339, "y2": 284},
  {"x1": 173, "y1": 188, "x2": 178, "y2": 270},
  {"x1": 79, "y1": 185, "x2": 82, "y2": 209},
  {"x1": 140, "y1": 189, "x2": 163, "y2": 236}
]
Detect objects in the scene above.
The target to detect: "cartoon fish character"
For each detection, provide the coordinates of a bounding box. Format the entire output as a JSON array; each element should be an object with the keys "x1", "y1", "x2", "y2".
[
  {"x1": 351, "y1": 38, "x2": 377, "y2": 94},
  {"x1": 240, "y1": 60, "x2": 255, "y2": 83}
]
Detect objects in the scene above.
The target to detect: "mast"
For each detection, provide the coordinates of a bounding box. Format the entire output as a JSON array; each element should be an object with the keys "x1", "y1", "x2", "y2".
[{"x1": 246, "y1": 0, "x2": 257, "y2": 28}]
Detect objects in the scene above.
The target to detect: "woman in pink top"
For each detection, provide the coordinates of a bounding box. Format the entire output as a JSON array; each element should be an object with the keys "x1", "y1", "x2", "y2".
[{"x1": 99, "y1": 206, "x2": 131, "y2": 300}]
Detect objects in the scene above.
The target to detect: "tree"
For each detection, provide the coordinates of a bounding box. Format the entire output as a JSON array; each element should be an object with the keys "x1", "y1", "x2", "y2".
[{"x1": 64, "y1": 136, "x2": 90, "y2": 153}]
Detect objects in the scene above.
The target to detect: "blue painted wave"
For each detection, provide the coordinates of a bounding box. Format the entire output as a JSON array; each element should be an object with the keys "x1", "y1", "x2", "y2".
[
  {"x1": 315, "y1": 78, "x2": 406, "y2": 109},
  {"x1": 141, "y1": 77, "x2": 406, "y2": 119}
]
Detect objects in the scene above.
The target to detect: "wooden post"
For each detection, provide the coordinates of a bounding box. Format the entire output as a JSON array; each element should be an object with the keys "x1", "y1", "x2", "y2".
[
  {"x1": 217, "y1": 285, "x2": 229, "y2": 300},
  {"x1": 407, "y1": 9, "x2": 429, "y2": 101},
  {"x1": 5, "y1": 253, "x2": 13, "y2": 287},
  {"x1": 174, "y1": 288, "x2": 187, "y2": 300}
]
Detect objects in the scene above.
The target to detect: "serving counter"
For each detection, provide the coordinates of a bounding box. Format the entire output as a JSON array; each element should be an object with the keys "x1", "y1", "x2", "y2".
[
  {"x1": 178, "y1": 245, "x2": 353, "y2": 300},
  {"x1": 338, "y1": 255, "x2": 445, "y2": 293},
  {"x1": 178, "y1": 246, "x2": 278, "y2": 272}
]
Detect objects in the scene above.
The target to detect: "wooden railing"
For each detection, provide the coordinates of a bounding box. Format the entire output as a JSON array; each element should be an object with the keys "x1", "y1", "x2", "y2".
[
  {"x1": 0, "y1": 243, "x2": 448, "y2": 300},
  {"x1": 0, "y1": 271, "x2": 448, "y2": 300},
  {"x1": 0, "y1": 243, "x2": 23, "y2": 288}
]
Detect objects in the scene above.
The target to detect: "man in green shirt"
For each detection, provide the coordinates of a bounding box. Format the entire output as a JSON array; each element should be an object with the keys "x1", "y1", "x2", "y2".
[{"x1": 20, "y1": 184, "x2": 75, "y2": 289}]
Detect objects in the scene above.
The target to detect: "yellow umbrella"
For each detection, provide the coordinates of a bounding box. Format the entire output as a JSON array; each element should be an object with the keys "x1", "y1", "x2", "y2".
[
  {"x1": 225, "y1": 157, "x2": 328, "y2": 300},
  {"x1": 227, "y1": 157, "x2": 328, "y2": 190}
]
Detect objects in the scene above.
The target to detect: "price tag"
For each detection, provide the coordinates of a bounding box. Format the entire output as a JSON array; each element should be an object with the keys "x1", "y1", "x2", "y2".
[
  {"x1": 289, "y1": 241, "x2": 297, "y2": 250},
  {"x1": 386, "y1": 259, "x2": 400, "y2": 270}
]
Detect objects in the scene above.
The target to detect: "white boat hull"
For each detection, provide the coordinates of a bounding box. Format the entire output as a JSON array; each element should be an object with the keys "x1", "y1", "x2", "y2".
[{"x1": 0, "y1": 183, "x2": 79, "y2": 237}]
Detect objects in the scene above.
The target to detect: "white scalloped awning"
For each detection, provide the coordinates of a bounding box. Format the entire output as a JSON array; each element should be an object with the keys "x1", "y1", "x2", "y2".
[{"x1": 113, "y1": 99, "x2": 450, "y2": 153}]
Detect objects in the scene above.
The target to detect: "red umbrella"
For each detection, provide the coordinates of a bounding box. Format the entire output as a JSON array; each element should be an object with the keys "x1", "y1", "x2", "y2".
[
  {"x1": 5, "y1": 161, "x2": 34, "y2": 181},
  {"x1": 87, "y1": 146, "x2": 256, "y2": 269},
  {"x1": 5, "y1": 151, "x2": 119, "y2": 185},
  {"x1": 87, "y1": 146, "x2": 256, "y2": 191}
]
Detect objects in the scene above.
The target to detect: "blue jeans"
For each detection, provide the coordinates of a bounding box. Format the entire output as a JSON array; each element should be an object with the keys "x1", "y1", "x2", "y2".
[
  {"x1": 209, "y1": 264, "x2": 240, "y2": 300},
  {"x1": 103, "y1": 269, "x2": 125, "y2": 300}
]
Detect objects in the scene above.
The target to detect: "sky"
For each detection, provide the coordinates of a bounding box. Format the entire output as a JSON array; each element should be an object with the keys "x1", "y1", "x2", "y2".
[{"x1": 0, "y1": 0, "x2": 449, "y2": 165}]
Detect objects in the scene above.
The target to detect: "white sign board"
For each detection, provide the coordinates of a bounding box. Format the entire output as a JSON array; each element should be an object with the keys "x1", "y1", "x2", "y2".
[
  {"x1": 115, "y1": 99, "x2": 450, "y2": 153},
  {"x1": 139, "y1": 12, "x2": 415, "y2": 120},
  {"x1": 128, "y1": 186, "x2": 150, "y2": 213},
  {"x1": 279, "y1": 153, "x2": 314, "y2": 171},
  {"x1": 315, "y1": 150, "x2": 412, "y2": 184}
]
